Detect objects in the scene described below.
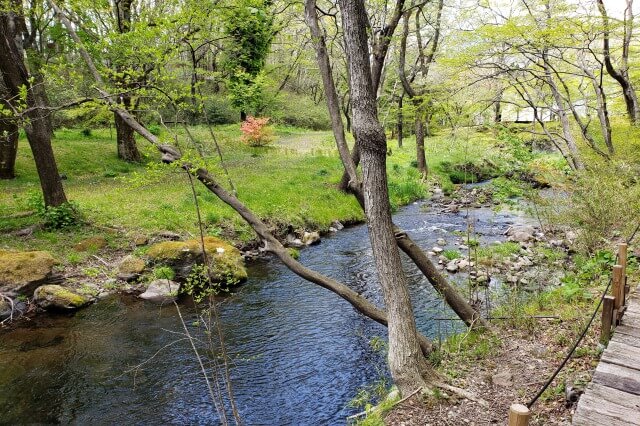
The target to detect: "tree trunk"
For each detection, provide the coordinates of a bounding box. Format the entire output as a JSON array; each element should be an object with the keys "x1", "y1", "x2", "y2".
[
  {"x1": 0, "y1": 7, "x2": 67, "y2": 206},
  {"x1": 339, "y1": 0, "x2": 431, "y2": 395},
  {"x1": 415, "y1": 111, "x2": 427, "y2": 178},
  {"x1": 25, "y1": 50, "x2": 54, "y2": 137},
  {"x1": 240, "y1": 110, "x2": 247, "y2": 121},
  {"x1": 0, "y1": 116, "x2": 18, "y2": 179},
  {"x1": 397, "y1": 95, "x2": 403, "y2": 148},
  {"x1": 115, "y1": 107, "x2": 141, "y2": 162}
]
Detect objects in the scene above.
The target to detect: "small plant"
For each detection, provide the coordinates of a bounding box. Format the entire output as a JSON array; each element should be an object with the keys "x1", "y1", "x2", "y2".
[
  {"x1": 443, "y1": 249, "x2": 461, "y2": 260},
  {"x1": 27, "y1": 192, "x2": 80, "y2": 229},
  {"x1": 240, "y1": 116, "x2": 274, "y2": 147},
  {"x1": 81, "y1": 128, "x2": 92, "y2": 137},
  {"x1": 153, "y1": 266, "x2": 175, "y2": 280},
  {"x1": 148, "y1": 124, "x2": 161, "y2": 136}
]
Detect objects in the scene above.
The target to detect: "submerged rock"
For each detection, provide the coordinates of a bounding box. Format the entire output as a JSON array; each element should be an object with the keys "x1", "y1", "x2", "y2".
[
  {"x1": 146, "y1": 236, "x2": 247, "y2": 285},
  {"x1": 0, "y1": 250, "x2": 60, "y2": 296},
  {"x1": 139, "y1": 279, "x2": 180, "y2": 304},
  {"x1": 506, "y1": 225, "x2": 536, "y2": 243},
  {"x1": 33, "y1": 285, "x2": 91, "y2": 310}
]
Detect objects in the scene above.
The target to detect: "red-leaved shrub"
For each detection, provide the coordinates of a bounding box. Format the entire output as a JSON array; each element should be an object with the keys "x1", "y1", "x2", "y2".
[{"x1": 240, "y1": 116, "x2": 274, "y2": 147}]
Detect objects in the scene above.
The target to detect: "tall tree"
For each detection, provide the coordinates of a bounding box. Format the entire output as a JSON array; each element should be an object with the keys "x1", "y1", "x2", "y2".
[
  {"x1": 0, "y1": 1, "x2": 67, "y2": 205},
  {"x1": 0, "y1": 80, "x2": 19, "y2": 179},
  {"x1": 113, "y1": 0, "x2": 142, "y2": 162},
  {"x1": 597, "y1": 0, "x2": 639, "y2": 125},
  {"x1": 338, "y1": 0, "x2": 431, "y2": 395}
]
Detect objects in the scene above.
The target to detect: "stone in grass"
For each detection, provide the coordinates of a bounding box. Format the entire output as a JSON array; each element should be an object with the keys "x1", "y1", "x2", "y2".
[
  {"x1": 33, "y1": 285, "x2": 91, "y2": 310},
  {"x1": 74, "y1": 236, "x2": 107, "y2": 252},
  {"x1": 0, "y1": 250, "x2": 60, "y2": 296},
  {"x1": 140, "y1": 279, "x2": 180, "y2": 304},
  {"x1": 302, "y1": 231, "x2": 321, "y2": 246},
  {"x1": 146, "y1": 236, "x2": 247, "y2": 285},
  {"x1": 117, "y1": 255, "x2": 146, "y2": 281}
]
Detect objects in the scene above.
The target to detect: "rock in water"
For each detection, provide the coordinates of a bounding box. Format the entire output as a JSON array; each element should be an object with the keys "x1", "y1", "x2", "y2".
[
  {"x1": 34, "y1": 285, "x2": 91, "y2": 310},
  {"x1": 140, "y1": 280, "x2": 180, "y2": 304},
  {"x1": 146, "y1": 236, "x2": 247, "y2": 285},
  {"x1": 302, "y1": 231, "x2": 321, "y2": 246},
  {"x1": 0, "y1": 250, "x2": 60, "y2": 296},
  {"x1": 506, "y1": 225, "x2": 536, "y2": 243},
  {"x1": 117, "y1": 255, "x2": 146, "y2": 281}
]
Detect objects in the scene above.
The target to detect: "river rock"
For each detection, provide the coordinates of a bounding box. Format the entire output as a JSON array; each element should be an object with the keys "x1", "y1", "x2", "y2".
[
  {"x1": 331, "y1": 220, "x2": 344, "y2": 231},
  {"x1": 506, "y1": 225, "x2": 536, "y2": 243},
  {"x1": 146, "y1": 236, "x2": 247, "y2": 285},
  {"x1": 432, "y1": 246, "x2": 444, "y2": 254},
  {"x1": 286, "y1": 233, "x2": 304, "y2": 248},
  {"x1": 436, "y1": 238, "x2": 447, "y2": 246},
  {"x1": 140, "y1": 279, "x2": 180, "y2": 303},
  {"x1": 33, "y1": 285, "x2": 91, "y2": 310},
  {"x1": 0, "y1": 250, "x2": 60, "y2": 296},
  {"x1": 74, "y1": 236, "x2": 107, "y2": 252},
  {"x1": 117, "y1": 255, "x2": 146, "y2": 281},
  {"x1": 458, "y1": 259, "x2": 470, "y2": 270},
  {"x1": 446, "y1": 261, "x2": 459, "y2": 273},
  {"x1": 302, "y1": 231, "x2": 321, "y2": 246}
]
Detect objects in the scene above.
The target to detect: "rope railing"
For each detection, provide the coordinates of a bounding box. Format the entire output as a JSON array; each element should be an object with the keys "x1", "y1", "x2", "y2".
[{"x1": 508, "y1": 222, "x2": 640, "y2": 425}]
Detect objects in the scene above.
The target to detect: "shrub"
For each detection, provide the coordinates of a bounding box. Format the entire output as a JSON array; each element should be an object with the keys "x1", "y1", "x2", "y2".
[
  {"x1": 240, "y1": 116, "x2": 274, "y2": 147},
  {"x1": 27, "y1": 191, "x2": 80, "y2": 229}
]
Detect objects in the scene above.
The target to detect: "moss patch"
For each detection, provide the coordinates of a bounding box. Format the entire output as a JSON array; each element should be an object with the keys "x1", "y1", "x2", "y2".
[
  {"x1": 74, "y1": 236, "x2": 107, "y2": 252},
  {"x1": 0, "y1": 250, "x2": 58, "y2": 294},
  {"x1": 33, "y1": 285, "x2": 90, "y2": 310},
  {"x1": 147, "y1": 236, "x2": 247, "y2": 284}
]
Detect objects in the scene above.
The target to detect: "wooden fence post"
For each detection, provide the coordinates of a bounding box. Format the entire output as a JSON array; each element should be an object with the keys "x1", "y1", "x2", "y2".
[
  {"x1": 612, "y1": 265, "x2": 624, "y2": 321},
  {"x1": 509, "y1": 404, "x2": 531, "y2": 426},
  {"x1": 619, "y1": 243, "x2": 629, "y2": 299},
  {"x1": 601, "y1": 295, "x2": 615, "y2": 344}
]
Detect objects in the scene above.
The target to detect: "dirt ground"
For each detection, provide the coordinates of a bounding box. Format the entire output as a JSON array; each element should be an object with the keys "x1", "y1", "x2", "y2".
[{"x1": 383, "y1": 319, "x2": 601, "y2": 425}]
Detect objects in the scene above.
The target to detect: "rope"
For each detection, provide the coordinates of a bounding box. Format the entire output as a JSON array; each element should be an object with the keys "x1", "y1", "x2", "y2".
[{"x1": 526, "y1": 223, "x2": 639, "y2": 409}]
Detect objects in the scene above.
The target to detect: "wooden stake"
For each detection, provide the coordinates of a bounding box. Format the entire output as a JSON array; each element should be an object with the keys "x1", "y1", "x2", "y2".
[
  {"x1": 612, "y1": 265, "x2": 624, "y2": 316},
  {"x1": 601, "y1": 295, "x2": 615, "y2": 344},
  {"x1": 618, "y1": 243, "x2": 628, "y2": 274},
  {"x1": 509, "y1": 404, "x2": 531, "y2": 426}
]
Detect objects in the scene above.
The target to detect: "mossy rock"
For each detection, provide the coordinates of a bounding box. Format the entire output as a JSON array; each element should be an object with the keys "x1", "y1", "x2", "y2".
[
  {"x1": 0, "y1": 250, "x2": 59, "y2": 295},
  {"x1": 33, "y1": 285, "x2": 91, "y2": 311},
  {"x1": 146, "y1": 236, "x2": 247, "y2": 285},
  {"x1": 74, "y1": 236, "x2": 107, "y2": 252},
  {"x1": 117, "y1": 255, "x2": 146, "y2": 281}
]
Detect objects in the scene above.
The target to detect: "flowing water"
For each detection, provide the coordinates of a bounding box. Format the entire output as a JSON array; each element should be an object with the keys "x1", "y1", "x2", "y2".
[{"x1": 0, "y1": 201, "x2": 533, "y2": 425}]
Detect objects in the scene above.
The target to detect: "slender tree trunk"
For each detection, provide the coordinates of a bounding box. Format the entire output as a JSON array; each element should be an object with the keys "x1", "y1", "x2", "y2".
[
  {"x1": 0, "y1": 7, "x2": 67, "y2": 206},
  {"x1": 0, "y1": 116, "x2": 18, "y2": 179},
  {"x1": 339, "y1": 0, "x2": 431, "y2": 395},
  {"x1": 415, "y1": 110, "x2": 427, "y2": 178},
  {"x1": 589, "y1": 71, "x2": 613, "y2": 154},
  {"x1": 25, "y1": 50, "x2": 54, "y2": 137},
  {"x1": 397, "y1": 94, "x2": 403, "y2": 148}
]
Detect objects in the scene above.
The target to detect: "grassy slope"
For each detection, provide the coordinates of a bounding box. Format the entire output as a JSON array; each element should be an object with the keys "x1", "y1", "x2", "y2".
[{"x1": 0, "y1": 125, "x2": 501, "y2": 254}]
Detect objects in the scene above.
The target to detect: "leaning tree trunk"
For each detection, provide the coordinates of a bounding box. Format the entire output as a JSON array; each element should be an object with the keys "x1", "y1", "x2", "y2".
[
  {"x1": 339, "y1": 0, "x2": 431, "y2": 395},
  {"x1": 115, "y1": 95, "x2": 141, "y2": 162},
  {"x1": 397, "y1": 94, "x2": 404, "y2": 148},
  {"x1": 0, "y1": 7, "x2": 67, "y2": 206}
]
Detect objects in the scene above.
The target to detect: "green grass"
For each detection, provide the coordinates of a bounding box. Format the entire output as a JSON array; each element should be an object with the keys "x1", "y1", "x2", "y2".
[{"x1": 1, "y1": 124, "x2": 457, "y2": 253}]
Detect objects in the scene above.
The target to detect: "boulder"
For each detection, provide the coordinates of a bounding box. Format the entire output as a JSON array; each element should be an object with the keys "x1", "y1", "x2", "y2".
[
  {"x1": 74, "y1": 236, "x2": 107, "y2": 252},
  {"x1": 117, "y1": 255, "x2": 146, "y2": 281},
  {"x1": 506, "y1": 225, "x2": 536, "y2": 243},
  {"x1": 132, "y1": 234, "x2": 149, "y2": 246},
  {"x1": 446, "y1": 261, "x2": 459, "y2": 273},
  {"x1": 286, "y1": 233, "x2": 304, "y2": 248},
  {"x1": 0, "y1": 250, "x2": 60, "y2": 296},
  {"x1": 140, "y1": 279, "x2": 180, "y2": 304},
  {"x1": 432, "y1": 246, "x2": 444, "y2": 254},
  {"x1": 331, "y1": 220, "x2": 344, "y2": 231},
  {"x1": 146, "y1": 236, "x2": 247, "y2": 285},
  {"x1": 302, "y1": 231, "x2": 321, "y2": 246},
  {"x1": 436, "y1": 238, "x2": 447, "y2": 246},
  {"x1": 33, "y1": 285, "x2": 91, "y2": 310}
]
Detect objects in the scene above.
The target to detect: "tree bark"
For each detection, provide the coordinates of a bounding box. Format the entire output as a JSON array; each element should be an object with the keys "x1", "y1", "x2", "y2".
[
  {"x1": 114, "y1": 0, "x2": 142, "y2": 162},
  {"x1": 339, "y1": 0, "x2": 432, "y2": 395},
  {"x1": 415, "y1": 110, "x2": 427, "y2": 178},
  {"x1": 0, "y1": 7, "x2": 67, "y2": 206},
  {"x1": 0, "y1": 82, "x2": 18, "y2": 179},
  {"x1": 397, "y1": 94, "x2": 403, "y2": 148}
]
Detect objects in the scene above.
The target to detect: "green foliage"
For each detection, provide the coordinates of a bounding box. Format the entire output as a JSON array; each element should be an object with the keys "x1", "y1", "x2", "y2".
[
  {"x1": 27, "y1": 191, "x2": 80, "y2": 229},
  {"x1": 153, "y1": 266, "x2": 176, "y2": 280},
  {"x1": 443, "y1": 249, "x2": 461, "y2": 260}
]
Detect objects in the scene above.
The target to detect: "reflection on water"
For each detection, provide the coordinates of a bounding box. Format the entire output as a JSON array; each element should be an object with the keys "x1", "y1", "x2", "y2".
[{"x1": 0, "y1": 202, "x2": 530, "y2": 425}]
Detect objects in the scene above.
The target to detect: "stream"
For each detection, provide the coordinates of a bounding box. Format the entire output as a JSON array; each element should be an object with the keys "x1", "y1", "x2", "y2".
[{"x1": 0, "y1": 200, "x2": 534, "y2": 425}]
